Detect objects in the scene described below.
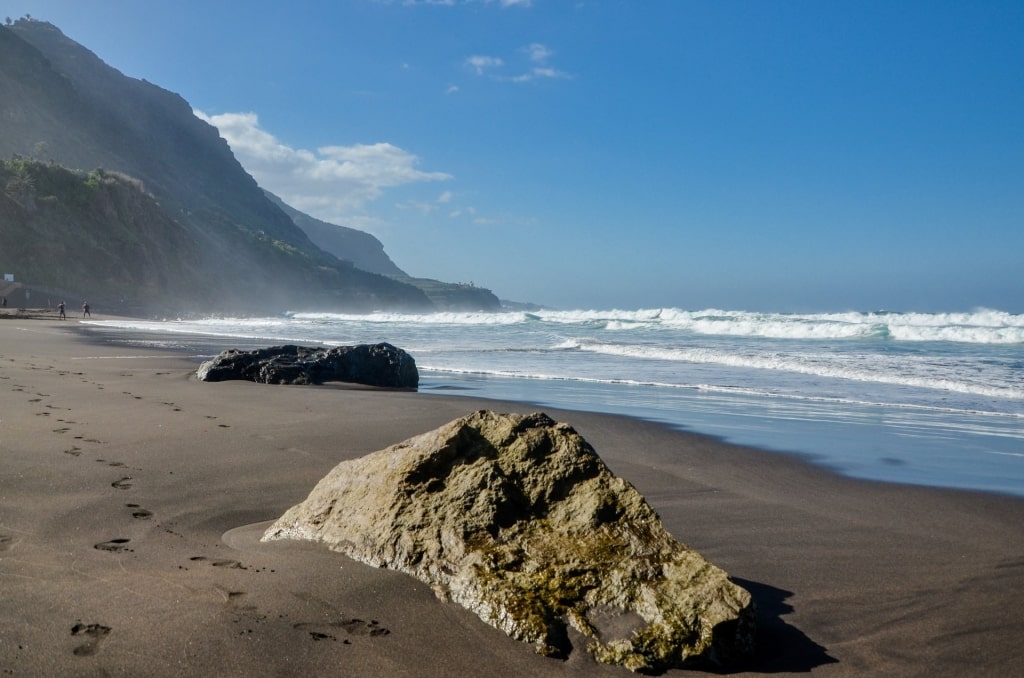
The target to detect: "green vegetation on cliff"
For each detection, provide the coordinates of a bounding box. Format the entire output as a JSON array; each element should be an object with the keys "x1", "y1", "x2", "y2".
[
  {"x1": 0, "y1": 19, "x2": 436, "y2": 314},
  {"x1": 0, "y1": 158, "x2": 209, "y2": 312}
]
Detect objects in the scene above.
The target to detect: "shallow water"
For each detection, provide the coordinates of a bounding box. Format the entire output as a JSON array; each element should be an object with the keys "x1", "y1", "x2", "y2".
[{"x1": 83, "y1": 307, "x2": 1024, "y2": 496}]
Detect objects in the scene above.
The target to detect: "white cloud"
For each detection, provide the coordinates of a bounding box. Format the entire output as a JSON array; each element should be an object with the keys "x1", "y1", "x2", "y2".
[
  {"x1": 531, "y1": 66, "x2": 571, "y2": 80},
  {"x1": 465, "y1": 42, "x2": 571, "y2": 83},
  {"x1": 194, "y1": 110, "x2": 451, "y2": 230},
  {"x1": 525, "y1": 42, "x2": 552, "y2": 62},
  {"x1": 509, "y1": 66, "x2": 571, "y2": 83},
  {"x1": 395, "y1": 191, "x2": 458, "y2": 215},
  {"x1": 446, "y1": 84, "x2": 460, "y2": 94},
  {"x1": 465, "y1": 55, "x2": 503, "y2": 75}
]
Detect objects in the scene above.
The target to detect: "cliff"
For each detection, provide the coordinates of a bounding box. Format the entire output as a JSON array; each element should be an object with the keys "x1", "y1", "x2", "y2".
[
  {"x1": 0, "y1": 19, "x2": 433, "y2": 314},
  {"x1": 264, "y1": 190, "x2": 408, "y2": 278},
  {"x1": 0, "y1": 160, "x2": 209, "y2": 313},
  {"x1": 266, "y1": 190, "x2": 502, "y2": 311}
]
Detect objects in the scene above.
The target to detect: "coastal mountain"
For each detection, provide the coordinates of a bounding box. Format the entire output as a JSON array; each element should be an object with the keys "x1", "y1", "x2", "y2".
[
  {"x1": 265, "y1": 190, "x2": 502, "y2": 311},
  {"x1": 0, "y1": 18, "x2": 493, "y2": 314},
  {"x1": 264, "y1": 190, "x2": 407, "y2": 278}
]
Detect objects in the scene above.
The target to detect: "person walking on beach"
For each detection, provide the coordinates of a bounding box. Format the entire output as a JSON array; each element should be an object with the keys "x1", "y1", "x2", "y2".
[
  {"x1": 58, "y1": 301, "x2": 66, "y2": 320},
  {"x1": 82, "y1": 301, "x2": 90, "y2": 318}
]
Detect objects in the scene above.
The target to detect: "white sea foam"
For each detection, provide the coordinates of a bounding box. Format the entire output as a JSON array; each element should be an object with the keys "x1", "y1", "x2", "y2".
[
  {"x1": 279, "y1": 307, "x2": 1024, "y2": 344},
  {"x1": 289, "y1": 311, "x2": 529, "y2": 325},
  {"x1": 564, "y1": 339, "x2": 1024, "y2": 401},
  {"x1": 561, "y1": 308, "x2": 1024, "y2": 344}
]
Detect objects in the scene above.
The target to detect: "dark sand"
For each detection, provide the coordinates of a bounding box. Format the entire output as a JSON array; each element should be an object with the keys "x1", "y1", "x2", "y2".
[{"x1": 1, "y1": 317, "x2": 1022, "y2": 676}]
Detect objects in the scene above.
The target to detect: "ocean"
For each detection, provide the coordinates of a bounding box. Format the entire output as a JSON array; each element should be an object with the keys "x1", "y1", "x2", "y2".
[{"x1": 83, "y1": 308, "x2": 1024, "y2": 497}]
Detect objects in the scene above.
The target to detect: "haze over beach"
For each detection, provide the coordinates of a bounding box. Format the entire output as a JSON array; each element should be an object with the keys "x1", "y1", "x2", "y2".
[{"x1": 10, "y1": 0, "x2": 1023, "y2": 312}]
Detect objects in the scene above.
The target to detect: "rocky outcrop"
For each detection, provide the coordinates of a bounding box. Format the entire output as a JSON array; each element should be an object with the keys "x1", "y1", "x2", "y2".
[
  {"x1": 196, "y1": 343, "x2": 418, "y2": 388},
  {"x1": 262, "y1": 410, "x2": 754, "y2": 672}
]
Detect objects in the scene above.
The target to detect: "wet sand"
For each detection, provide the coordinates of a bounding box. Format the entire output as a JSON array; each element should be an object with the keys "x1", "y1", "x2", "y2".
[{"x1": 1, "y1": 317, "x2": 1022, "y2": 676}]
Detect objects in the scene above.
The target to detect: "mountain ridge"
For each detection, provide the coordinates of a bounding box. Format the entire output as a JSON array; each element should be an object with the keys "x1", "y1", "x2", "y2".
[
  {"x1": 266, "y1": 190, "x2": 503, "y2": 311},
  {"x1": 1, "y1": 18, "x2": 485, "y2": 314}
]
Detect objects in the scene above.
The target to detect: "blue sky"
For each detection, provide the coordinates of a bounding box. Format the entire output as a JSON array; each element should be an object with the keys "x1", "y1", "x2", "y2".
[{"x1": 9, "y1": 1, "x2": 1024, "y2": 311}]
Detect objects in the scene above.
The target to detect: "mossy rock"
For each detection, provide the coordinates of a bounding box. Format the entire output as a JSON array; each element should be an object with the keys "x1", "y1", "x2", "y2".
[{"x1": 264, "y1": 410, "x2": 755, "y2": 672}]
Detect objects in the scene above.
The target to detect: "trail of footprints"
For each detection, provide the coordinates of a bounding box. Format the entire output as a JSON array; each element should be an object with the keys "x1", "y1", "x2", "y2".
[
  {"x1": 23, "y1": 375, "x2": 166, "y2": 656},
  {"x1": 16, "y1": 370, "x2": 392, "y2": 657}
]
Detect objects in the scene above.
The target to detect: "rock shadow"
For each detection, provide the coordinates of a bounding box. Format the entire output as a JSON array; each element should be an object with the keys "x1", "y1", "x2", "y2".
[{"x1": 726, "y1": 578, "x2": 836, "y2": 674}]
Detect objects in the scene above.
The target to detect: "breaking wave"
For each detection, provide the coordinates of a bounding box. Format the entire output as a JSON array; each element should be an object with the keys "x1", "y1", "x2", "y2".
[
  {"x1": 558, "y1": 339, "x2": 1024, "y2": 401},
  {"x1": 288, "y1": 308, "x2": 1024, "y2": 344}
]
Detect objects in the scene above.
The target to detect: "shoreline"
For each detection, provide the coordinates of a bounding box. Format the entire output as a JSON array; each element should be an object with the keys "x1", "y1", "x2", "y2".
[
  {"x1": 70, "y1": 314, "x2": 1024, "y2": 499},
  {"x1": 2, "y1": 318, "x2": 1022, "y2": 675}
]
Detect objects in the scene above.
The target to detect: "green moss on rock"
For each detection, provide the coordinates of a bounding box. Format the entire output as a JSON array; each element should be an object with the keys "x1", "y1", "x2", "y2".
[{"x1": 264, "y1": 410, "x2": 755, "y2": 672}]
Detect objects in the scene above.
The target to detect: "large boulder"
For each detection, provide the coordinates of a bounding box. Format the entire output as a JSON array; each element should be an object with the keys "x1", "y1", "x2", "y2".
[
  {"x1": 195, "y1": 343, "x2": 418, "y2": 388},
  {"x1": 263, "y1": 410, "x2": 754, "y2": 672}
]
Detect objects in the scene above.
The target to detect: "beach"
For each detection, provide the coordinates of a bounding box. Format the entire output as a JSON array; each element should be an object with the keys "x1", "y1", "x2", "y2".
[{"x1": 1, "y1": 316, "x2": 1022, "y2": 676}]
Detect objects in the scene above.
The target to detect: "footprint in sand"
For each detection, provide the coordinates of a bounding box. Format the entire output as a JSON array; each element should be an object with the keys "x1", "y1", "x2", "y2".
[
  {"x1": 71, "y1": 622, "x2": 111, "y2": 656},
  {"x1": 64, "y1": 446, "x2": 82, "y2": 456},
  {"x1": 0, "y1": 533, "x2": 15, "y2": 551},
  {"x1": 52, "y1": 427, "x2": 71, "y2": 433},
  {"x1": 307, "y1": 630, "x2": 341, "y2": 642},
  {"x1": 189, "y1": 555, "x2": 247, "y2": 570},
  {"x1": 125, "y1": 504, "x2": 153, "y2": 520},
  {"x1": 111, "y1": 477, "x2": 133, "y2": 490},
  {"x1": 94, "y1": 538, "x2": 132, "y2": 553},
  {"x1": 214, "y1": 585, "x2": 247, "y2": 602},
  {"x1": 293, "y1": 619, "x2": 390, "y2": 640}
]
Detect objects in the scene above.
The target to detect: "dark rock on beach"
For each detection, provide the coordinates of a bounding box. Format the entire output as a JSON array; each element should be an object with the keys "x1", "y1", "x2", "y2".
[
  {"x1": 196, "y1": 343, "x2": 418, "y2": 388},
  {"x1": 263, "y1": 410, "x2": 755, "y2": 672}
]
